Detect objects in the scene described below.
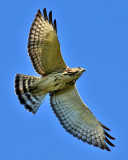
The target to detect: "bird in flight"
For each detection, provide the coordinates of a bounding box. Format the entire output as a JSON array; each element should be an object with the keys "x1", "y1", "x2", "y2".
[{"x1": 14, "y1": 8, "x2": 115, "y2": 151}]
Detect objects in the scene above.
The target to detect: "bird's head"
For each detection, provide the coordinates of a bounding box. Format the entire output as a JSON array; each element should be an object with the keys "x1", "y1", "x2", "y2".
[{"x1": 64, "y1": 67, "x2": 86, "y2": 81}]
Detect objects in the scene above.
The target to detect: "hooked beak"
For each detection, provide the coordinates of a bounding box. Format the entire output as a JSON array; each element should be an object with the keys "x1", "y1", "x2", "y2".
[{"x1": 82, "y1": 68, "x2": 86, "y2": 72}]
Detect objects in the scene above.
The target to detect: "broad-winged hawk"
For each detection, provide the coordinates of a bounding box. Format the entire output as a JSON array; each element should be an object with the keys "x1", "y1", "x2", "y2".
[{"x1": 14, "y1": 8, "x2": 115, "y2": 151}]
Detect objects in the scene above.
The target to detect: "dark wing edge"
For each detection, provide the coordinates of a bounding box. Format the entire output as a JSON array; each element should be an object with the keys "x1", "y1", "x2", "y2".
[{"x1": 43, "y1": 8, "x2": 57, "y2": 33}]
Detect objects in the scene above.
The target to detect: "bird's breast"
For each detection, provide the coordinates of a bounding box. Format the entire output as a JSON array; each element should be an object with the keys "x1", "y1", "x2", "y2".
[{"x1": 37, "y1": 72, "x2": 76, "y2": 93}]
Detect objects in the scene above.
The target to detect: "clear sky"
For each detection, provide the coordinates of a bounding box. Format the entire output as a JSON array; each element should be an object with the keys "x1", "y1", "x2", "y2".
[{"x1": 0, "y1": 0, "x2": 128, "y2": 159}]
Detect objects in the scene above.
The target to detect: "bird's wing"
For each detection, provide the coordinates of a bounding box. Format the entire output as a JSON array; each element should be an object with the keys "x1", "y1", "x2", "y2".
[
  {"x1": 50, "y1": 85, "x2": 115, "y2": 151},
  {"x1": 28, "y1": 8, "x2": 67, "y2": 75}
]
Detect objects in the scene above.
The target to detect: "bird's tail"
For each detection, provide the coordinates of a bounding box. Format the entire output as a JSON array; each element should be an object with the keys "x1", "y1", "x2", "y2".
[{"x1": 14, "y1": 74, "x2": 47, "y2": 114}]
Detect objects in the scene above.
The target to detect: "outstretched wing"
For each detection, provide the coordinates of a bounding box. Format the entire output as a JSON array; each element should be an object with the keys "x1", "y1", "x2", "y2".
[
  {"x1": 50, "y1": 85, "x2": 115, "y2": 151},
  {"x1": 28, "y1": 8, "x2": 67, "y2": 75}
]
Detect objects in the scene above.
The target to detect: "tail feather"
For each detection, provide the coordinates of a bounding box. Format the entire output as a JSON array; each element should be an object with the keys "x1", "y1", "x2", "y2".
[{"x1": 14, "y1": 74, "x2": 46, "y2": 114}]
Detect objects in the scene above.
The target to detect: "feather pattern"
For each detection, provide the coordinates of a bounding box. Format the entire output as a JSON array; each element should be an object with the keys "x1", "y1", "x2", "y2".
[
  {"x1": 50, "y1": 85, "x2": 115, "y2": 151},
  {"x1": 14, "y1": 74, "x2": 47, "y2": 114},
  {"x1": 14, "y1": 7, "x2": 115, "y2": 151},
  {"x1": 27, "y1": 8, "x2": 67, "y2": 75}
]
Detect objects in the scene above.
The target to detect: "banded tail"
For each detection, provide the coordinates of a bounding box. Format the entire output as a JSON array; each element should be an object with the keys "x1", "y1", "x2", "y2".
[{"x1": 14, "y1": 74, "x2": 47, "y2": 114}]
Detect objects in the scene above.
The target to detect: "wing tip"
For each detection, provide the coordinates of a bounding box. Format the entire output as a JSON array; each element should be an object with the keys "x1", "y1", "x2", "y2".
[
  {"x1": 104, "y1": 130, "x2": 116, "y2": 140},
  {"x1": 37, "y1": 9, "x2": 41, "y2": 14},
  {"x1": 49, "y1": 10, "x2": 52, "y2": 24},
  {"x1": 105, "y1": 146, "x2": 111, "y2": 152},
  {"x1": 100, "y1": 122, "x2": 111, "y2": 131},
  {"x1": 43, "y1": 8, "x2": 48, "y2": 20},
  {"x1": 42, "y1": 8, "x2": 57, "y2": 32},
  {"x1": 104, "y1": 137, "x2": 115, "y2": 147},
  {"x1": 32, "y1": 8, "x2": 57, "y2": 33},
  {"x1": 100, "y1": 122, "x2": 115, "y2": 149},
  {"x1": 54, "y1": 19, "x2": 57, "y2": 33}
]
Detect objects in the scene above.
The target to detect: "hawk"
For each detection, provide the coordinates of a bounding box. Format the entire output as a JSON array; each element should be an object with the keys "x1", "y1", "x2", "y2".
[{"x1": 14, "y1": 8, "x2": 115, "y2": 151}]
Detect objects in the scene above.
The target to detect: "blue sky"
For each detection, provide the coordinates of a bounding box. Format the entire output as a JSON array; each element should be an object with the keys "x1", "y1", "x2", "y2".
[{"x1": 0, "y1": 0, "x2": 128, "y2": 159}]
